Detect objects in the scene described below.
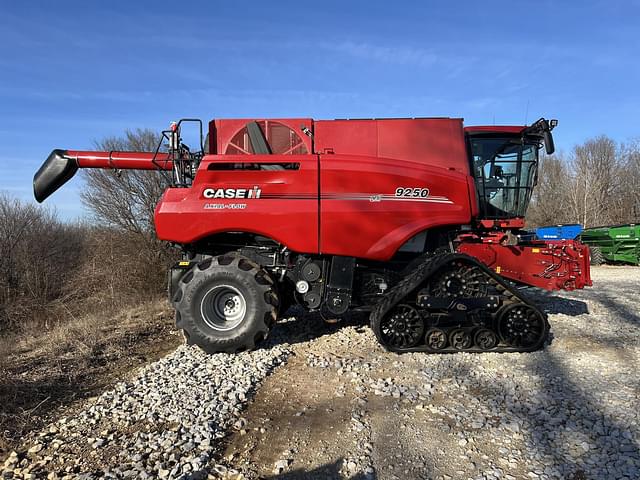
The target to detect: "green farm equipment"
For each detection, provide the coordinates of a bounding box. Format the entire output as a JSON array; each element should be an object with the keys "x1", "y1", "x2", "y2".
[{"x1": 580, "y1": 224, "x2": 640, "y2": 265}]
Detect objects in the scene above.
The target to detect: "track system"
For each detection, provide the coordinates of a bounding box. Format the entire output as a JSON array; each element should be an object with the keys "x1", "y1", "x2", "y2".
[{"x1": 370, "y1": 253, "x2": 549, "y2": 353}]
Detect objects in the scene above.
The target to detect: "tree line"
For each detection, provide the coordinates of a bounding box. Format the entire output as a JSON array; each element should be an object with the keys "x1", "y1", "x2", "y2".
[
  {"x1": 0, "y1": 129, "x2": 175, "y2": 333},
  {"x1": 527, "y1": 136, "x2": 640, "y2": 228}
]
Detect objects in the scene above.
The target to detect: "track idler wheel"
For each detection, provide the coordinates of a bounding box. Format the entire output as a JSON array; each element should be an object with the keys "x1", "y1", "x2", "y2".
[
  {"x1": 496, "y1": 303, "x2": 547, "y2": 348},
  {"x1": 429, "y1": 263, "x2": 488, "y2": 298},
  {"x1": 448, "y1": 328, "x2": 472, "y2": 350},
  {"x1": 379, "y1": 304, "x2": 424, "y2": 348},
  {"x1": 474, "y1": 328, "x2": 498, "y2": 350},
  {"x1": 425, "y1": 327, "x2": 447, "y2": 350}
]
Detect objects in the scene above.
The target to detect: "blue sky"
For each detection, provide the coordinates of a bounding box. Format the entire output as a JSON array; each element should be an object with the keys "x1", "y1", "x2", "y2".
[{"x1": 1, "y1": 0, "x2": 639, "y2": 219}]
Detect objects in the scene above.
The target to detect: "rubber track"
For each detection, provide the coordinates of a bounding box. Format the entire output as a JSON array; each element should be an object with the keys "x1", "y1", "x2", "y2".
[{"x1": 370, "y1": 253, "x2": 549, "y2": 353}]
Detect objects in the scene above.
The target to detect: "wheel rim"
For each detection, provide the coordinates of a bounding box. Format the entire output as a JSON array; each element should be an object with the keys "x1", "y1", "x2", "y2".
[
  {"x1": 380, "y1": 304, "x2": 424, "y2": 348},
  {"x1": 474, "y1": 328, "x2": 498, "y2": 350},
  {"x1": 449, "y1": 328, "x2": 472, "y2": 350},
  {"x1": 200, "y1": 284, "x2": 247, "y2": 331},
  {"x1": 497, "y1": 304, "x2": 546, "y2": 347},
  {"x1": 425, "y1": 328, "x2": 448, "y2": 350}
]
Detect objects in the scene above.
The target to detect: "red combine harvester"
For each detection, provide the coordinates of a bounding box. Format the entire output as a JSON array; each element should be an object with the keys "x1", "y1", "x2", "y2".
[{"x1": 34, "y1": 116, "x2": 591, "y2": 354}]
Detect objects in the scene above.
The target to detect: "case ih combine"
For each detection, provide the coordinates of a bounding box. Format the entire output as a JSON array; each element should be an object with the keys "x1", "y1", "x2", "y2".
[{"x1": 34, "y1": 116, "x2": 591, "y2": 354}]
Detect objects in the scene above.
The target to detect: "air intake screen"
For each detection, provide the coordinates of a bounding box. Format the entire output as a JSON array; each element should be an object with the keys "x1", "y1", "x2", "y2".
[{"x1": 225, "y1": 120, "x2": 308, "y2": 155}]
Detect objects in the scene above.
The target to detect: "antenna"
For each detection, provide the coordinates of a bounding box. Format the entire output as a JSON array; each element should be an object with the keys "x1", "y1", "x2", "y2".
[{"x1": 524, "y1": 99, "x2": 530, "y2": 125}]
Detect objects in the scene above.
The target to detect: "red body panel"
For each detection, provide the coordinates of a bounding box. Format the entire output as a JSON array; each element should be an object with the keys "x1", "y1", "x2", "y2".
[
  {"x1": 319, "y1": 154, "x2": 472, "y2": 259},
  {"x1": 155, "y1": 154, "x2": 319, "y2": 253},
  {"x1": 157, "y1": 118, "x2": 477, "y2": 261},
  {"x1": 457, "y1": 240, "x2": 592, "y2": 291},
  {"x1": 314, "y1": 118, "x2": 469, "y2": 172}
]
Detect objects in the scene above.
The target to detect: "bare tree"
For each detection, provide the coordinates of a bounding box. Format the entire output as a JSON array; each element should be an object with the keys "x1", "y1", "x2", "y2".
[
  {"x1": 618, "y1": 139, "x2": 640, "y2": 223},
  {"x1": 526, "y1": 152, "x2": 572, "y2": 227},
  {"x1": 512, "y1": 135, "x2": 639, "y2": 229},
  {"x1": 567, "y1": 136, "x2": 622, "y2": 228},
  {"x1": 80, "y1": 128, "x2": 167, "y2": 244},
  {"x1": 80, "y1": 128, "x2": 177, "y2": 300}
]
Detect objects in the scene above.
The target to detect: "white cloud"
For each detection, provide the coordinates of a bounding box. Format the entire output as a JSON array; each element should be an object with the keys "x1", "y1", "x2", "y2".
[{"x1": 321, "y1": 41, "x2": 439, "y2": 68}]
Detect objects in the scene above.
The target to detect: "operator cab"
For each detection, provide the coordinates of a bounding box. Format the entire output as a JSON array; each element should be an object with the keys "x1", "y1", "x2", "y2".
[{"x1": 465, "y1": 118, "x2": 557, "y2": 220}]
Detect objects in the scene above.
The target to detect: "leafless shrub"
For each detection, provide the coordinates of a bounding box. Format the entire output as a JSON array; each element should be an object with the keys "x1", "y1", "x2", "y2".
[
  {"x1": 1, "y1": 128, "x2": 178, "y2": 337},
  {"x1": 63, "y1": 226, "x2": 170, "y2": 312},
  {"x1": 0, "y1": 194, "x2": 84, "y2": 331}
]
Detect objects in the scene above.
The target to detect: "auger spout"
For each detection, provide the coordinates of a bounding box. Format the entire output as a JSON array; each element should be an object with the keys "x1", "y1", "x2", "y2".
[{"x1": 33, "y1": 149, "x2": 172, "y2": 203}]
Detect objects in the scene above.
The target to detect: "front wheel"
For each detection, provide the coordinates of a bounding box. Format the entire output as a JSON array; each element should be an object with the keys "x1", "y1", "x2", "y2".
[
  {"x1": 173, "y1": 253, "x2": 278, "y2": 353},
  {"x1": 589, "y1": 246, "x2": 604, "y2": 266}
]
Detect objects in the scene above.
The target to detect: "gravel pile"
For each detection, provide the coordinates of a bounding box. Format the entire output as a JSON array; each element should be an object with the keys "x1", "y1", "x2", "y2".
[
  {"x1": 298, "y1": 323, "x2": 639, "y2": 479},
  {"x1": 410, "y1": 350, "x2": 638, "y2": 480},
  {"x1": 289, "y1": 266, "x2": 640, "y2": 480},
  {"x1": 1, "y1": 343, "x2": 290, "y2": 479}
]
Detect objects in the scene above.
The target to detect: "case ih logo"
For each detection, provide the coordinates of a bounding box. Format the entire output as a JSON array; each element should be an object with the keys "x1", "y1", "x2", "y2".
[{"x1": 203, "y1": 186, "x2": 262, "y2": 199}]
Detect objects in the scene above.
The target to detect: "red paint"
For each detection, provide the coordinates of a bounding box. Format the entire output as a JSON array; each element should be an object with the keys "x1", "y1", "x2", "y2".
[
  {"x1": 318, "y1": 154, "x2": 472, "y2": 259},
  {"x1": 44, "y1": 116, "x2": 591, "y2": 292},
  {"x1": 464, "y1": 125, "x2": 526, "y2": 135},
  {"x1": 67, "y1": 150, "x2": 172, "y2": 170},
  {"x1": 478, "y1": 218, "x2": 526, "y2": 229},
  {"x1": 314, "y1": 118, "x2": 469, "y2": 172},
  {"x1": 457, "y1": 240, "x2": 592, "y2": 291},
  {"x1": 156, "y1": 117, "x2": 477, "y2": 260},
  {"x1": 155, "y1": 154, "x2": 319, "y2": 253}
]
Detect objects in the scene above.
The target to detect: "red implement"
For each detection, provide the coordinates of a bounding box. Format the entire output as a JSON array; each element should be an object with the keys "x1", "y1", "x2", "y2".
[{"x1": 457, "y1": 239, "x2": 592, "y2": 291}]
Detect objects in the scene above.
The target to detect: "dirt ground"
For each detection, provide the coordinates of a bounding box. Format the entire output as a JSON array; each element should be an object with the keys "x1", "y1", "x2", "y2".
[
  {"x1": 222, "y1": 266, "x2": 640, "y2": 480},
  {"x1": 0, "y1": 300, "x2": 181, "y2": 459}
]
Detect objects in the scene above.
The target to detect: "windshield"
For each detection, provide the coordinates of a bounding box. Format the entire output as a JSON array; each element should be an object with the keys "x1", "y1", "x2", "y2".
[{"x1": 469, "y1": 136, "x2": 539, "y2": 219}]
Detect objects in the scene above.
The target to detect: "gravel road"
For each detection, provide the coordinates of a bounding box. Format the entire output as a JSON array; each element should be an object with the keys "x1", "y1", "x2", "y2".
[{"x1": 2, "y1": 266, "x2": 638, "y2": 480}]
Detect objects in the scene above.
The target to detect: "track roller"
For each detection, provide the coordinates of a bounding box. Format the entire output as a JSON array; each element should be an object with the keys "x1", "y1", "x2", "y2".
[
  {"x1": 425, "y1": 327, "x2": 448, "y2": 350},
  {"x1": 474, "y1": 328, "x2": 498, "y2": 350},
  {"x1": 448, "y1": 328, "x2": 472, "y2": 350},
  {"x1": 496, "y1": 303, "x2": 547, "y2": 348}
]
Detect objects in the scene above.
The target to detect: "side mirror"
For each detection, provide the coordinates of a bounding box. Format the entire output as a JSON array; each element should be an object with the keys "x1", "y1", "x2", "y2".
[
  {"x1": 544, "y1": 129, "x2": 555, "y2": 155},
  {"x1": 526, "y1": 118, "x2": 557, "y2": 155}
]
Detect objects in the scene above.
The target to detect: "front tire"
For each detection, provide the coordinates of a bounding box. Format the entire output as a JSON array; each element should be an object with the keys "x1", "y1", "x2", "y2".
[
  {"x1": 589, "y1": 246, "x2": 604, "y2": 265},
  {"x1": 173, "y1": 253, "x2": 278, "y2": 353}
]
